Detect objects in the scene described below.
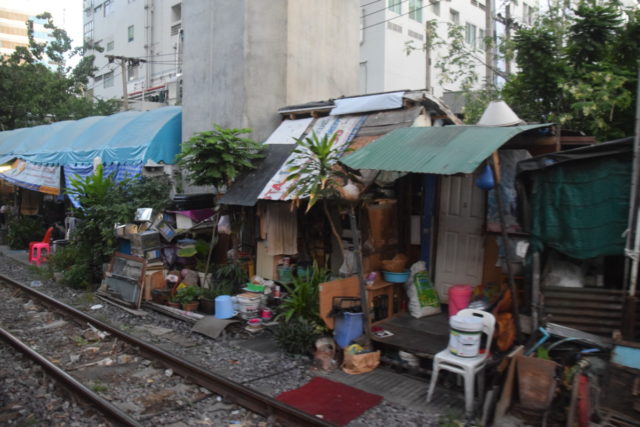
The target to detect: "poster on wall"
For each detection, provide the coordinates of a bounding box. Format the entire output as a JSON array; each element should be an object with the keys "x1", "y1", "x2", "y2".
[
  {"x1": 258, "y1": 115, "x2": 368, "y2": 201},
  {"x1": 0, "y1": 159, "x2": 60, "y2": 195}
]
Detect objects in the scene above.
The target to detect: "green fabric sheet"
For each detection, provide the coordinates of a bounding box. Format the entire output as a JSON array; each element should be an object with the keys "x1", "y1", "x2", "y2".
[{"x1": 529, "y1": 154, "x2": 631, "y2": 259}]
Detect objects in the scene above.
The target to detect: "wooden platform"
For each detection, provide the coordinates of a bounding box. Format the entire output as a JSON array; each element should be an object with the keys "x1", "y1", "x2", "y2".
[{"x1": 371, "y1": 312, "x2": 450, "y2": 358}]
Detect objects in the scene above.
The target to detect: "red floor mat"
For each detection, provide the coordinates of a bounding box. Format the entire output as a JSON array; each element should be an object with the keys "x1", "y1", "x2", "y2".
[{"x1": 276, "y1": 376, "x2": 383, "y2": 426}]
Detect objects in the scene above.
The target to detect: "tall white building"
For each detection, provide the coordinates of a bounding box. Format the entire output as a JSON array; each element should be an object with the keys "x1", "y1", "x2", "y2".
[
  {"x1": 0, "y1": 3, "x2": 54, "y2": 61},
  {"x1": 359, "y1": 0, "x2": 538, "y2": 98},
  {"x1": 83, "y1": 0, "x2": 183, "y2": 110}
]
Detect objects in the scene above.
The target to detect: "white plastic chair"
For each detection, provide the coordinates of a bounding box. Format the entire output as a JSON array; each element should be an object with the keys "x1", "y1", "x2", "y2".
[{"x1": 426, "y1": 308, "x2": 496, "y2": 415}]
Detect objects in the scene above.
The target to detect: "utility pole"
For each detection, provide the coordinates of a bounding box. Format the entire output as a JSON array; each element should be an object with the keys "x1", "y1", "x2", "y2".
[
  {"x1": 105, "y1": 55, "x2": 147, "y2": 111},
  {"x1": 485, "y1": 0, "x2": 494, "y2": 87}
]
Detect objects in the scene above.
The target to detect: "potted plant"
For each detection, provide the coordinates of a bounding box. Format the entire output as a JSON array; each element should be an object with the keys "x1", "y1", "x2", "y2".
[
  {"x1": 175, "y1": 286, "x2": 203, "y2": 312},
  {"x1": 167, "y1": 295, "x2": 181, "y2": 309}
]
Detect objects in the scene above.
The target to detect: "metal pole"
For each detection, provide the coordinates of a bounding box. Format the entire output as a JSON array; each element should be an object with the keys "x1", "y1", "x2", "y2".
[
  {"x1": 120, "y1": 58, "x2": 129, "y2": 110},
  {"x1": 491, "y1": 152, "x2": 522, "y2": 342},
  {"x1": 349, "y1": 205, "x2": 372, "y2": 339},
  {"x1": 625, "y1": 64, "x2": 640, "y2": 296}
]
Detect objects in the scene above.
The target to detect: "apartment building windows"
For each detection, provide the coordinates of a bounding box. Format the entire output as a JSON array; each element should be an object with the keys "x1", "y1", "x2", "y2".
[
  {"x1": 409, "y1": 0, "x2": 423, "y2": 22},
  {"x1": 449, "y1": 9, "x2": 460, "y2": 25},
  {"x1": 83, "y1": 21, "x2": 94, "y2": 42},
  {"x1": 128, "y1": 25, "x2": 134, "y2": 42},
  {"x1": 103, "y1": 71, "x2": 114, "y2": 88},
  {"x1": 523, "y1": 3, "x2": 533, "y2": 25},
  {"x1": 104, "y1": 0, "x2": 114, "y2": 16},
  {"x1": 478, "y1": 28, "x2": 485, "y2": 50},
  {"x1": 388, "y1": 0, "x2": 402, "y2": 14},
  {"x1": 465, "y1": 23, "x2": 477, "y2": 46},
  {"x1": 432, "y1": 1, "x2": 440, "y2": 16}
]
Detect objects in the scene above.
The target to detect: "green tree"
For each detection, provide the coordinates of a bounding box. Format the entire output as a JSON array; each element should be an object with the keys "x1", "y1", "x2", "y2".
[
  {"x1": 63, "y1": 166, "x2": 172, "y2": 285},
  {"x1": 177, "y1": 124, "x2": 264, "y2": 190},
  {"x1": 0, "y1": 12, "x2": 119, "y2": 131},
  {"x1": 503, "y1": 0, "x2": 638, "y2": 140}
]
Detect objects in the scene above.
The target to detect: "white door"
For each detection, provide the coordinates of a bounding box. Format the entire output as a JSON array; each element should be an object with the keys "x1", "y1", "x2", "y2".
[{"x1": 435, "y1": 174, "x2": 485, "y2": 302}]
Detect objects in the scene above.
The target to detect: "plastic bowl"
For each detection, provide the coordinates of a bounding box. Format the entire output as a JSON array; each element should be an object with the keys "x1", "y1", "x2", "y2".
[{"x1": 382, "y1": 270, "x2": 410, "y2": 283}]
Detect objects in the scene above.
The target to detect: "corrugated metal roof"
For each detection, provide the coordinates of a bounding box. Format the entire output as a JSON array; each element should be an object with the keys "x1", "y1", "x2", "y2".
[
  {"x1": 341, "y1": 124, "x2": 551, "y2": 175},
  {"x1": 219, "y1": 144, "x2": 296, "y2": 206}
]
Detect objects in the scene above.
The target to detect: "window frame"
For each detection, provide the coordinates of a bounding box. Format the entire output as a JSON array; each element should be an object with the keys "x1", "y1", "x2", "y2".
[
  {"x1": 409, "y1": 0, "x2": 423, "y2": 22},
  {"x1": 127, "y1": 25, "x2": 134, "y2": 42},
  {"x1": 465, "y1": 22, "x2": 477, "y2": 46},
  {"x1": 103, "y1": 70, "x2": 114, "y2": 88},
  {"x1": 388, "y1": 0, "x2": 402, "y2": 14}
]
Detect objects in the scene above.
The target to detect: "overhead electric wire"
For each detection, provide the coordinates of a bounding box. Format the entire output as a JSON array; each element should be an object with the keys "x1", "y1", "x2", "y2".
[{"x1": 362, "y1": 0, "x2": 436, "y2": 30}]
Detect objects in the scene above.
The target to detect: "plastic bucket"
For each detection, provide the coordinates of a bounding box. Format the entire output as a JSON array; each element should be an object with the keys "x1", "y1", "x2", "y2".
[
  {"x1": 448, "y1": 314, "x2": 483, "y2": 357},
  {"x1": 277, "y1": 266, "x2": 293, "y2": 284},
  {"x1": 448, "y1": 284, "x2": 472, "y2": 316},
  {"x1": 214, "y1": 295, "x2": 236, "y2": 319},
  {"x1": 334, "y1": 312, "x2": 364, "y2": 349}
]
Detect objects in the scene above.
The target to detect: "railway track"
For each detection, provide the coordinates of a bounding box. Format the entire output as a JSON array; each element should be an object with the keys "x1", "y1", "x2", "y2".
[{"x1": 0, "y1": 273, "x2": 333, "y2": 426}]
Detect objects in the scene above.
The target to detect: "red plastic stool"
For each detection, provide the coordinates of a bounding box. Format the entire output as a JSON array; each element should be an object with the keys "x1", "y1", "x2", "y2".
[{"x1": 29, "y1": 242, "x2": 50, "y2": 266}]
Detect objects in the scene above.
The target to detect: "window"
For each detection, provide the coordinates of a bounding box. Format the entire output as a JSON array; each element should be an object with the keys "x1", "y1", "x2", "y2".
[
  {"x1": 449, "y1": 9, "x2": 460, "y2": 25},
  {"x1": 127, "y1": 63, "x2": 138, "y2": 81},
  {"x1": 478, "y1": 28, "x2": 485, "y2": 50},
  {"x1": 103, "y1": 71, "x2": 114, "y2": 88},
  {"x1": 408, "y1": 29, "x2": 424, "y2": 40},
  {"x1": 387, "y1": 22, "x2": 403, "y2": 33},
  {"x1": 104, "y1": 0, "x2": 114, "y2": 16},
  {"x1": 107, "y1": 40, "x2": 114, "y2": 51},
  {"x1": 465, "y1": 23, "x2": 477, "y2": 46},
  {"x1": 471, "y1": 0, "x2": 478, "y2": 6},
  {"x1": 171, "y1": 3, "x2": 182, "y2": 22},
  {"x1": 388, "y1": 0, "x2": 402, "y2": 14},
  {"x1": 523, "y1": 3, "x2": 533, "y2": 25},
  {"x1": 432, "y1": 1, "x2": 440, "y2": 16},
  {"x1": 409, "y1": 0, "x2": 423, "y2": 22},
  {"x1": 83, "y1": 20, "x2": 94, "y2": 41},
  {"x1": 128, "y1": 25, "x2": 134, "y2": 42}
]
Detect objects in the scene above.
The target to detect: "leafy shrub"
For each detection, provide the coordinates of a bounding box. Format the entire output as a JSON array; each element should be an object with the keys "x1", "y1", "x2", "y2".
[
  {"x1": 6, "y1": 215, "x2": 44, "y2": 250},
  {"x1": 64, "y1": 166, "x2": 172, "y2": 285},
  {"x1": 212, "y1": 261, "x2": 248, "y2": 295},
  {"x1": 174, "y1": 286, "x2": 203, "y2": 304},
  {"x1": 273, "y1": 317, "x2": 322, "y2": 356},
  {"x1": 276, "y1": 263, "x2": 328, "y2": 327},
  {"x1": 48, "y1": 245, "x2": 92, "y2": 289},
  {"x1": 177, "y1": 124, "x2": 264, "y2": 189}
]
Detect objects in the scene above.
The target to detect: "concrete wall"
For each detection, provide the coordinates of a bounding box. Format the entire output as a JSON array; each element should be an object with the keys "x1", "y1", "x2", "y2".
[
  {"x1": 286, "y1": 0, "x2": 360, "y2": 105},
  {"x1": 182, "y1": 0, "x2": 360, "y2": 144}
]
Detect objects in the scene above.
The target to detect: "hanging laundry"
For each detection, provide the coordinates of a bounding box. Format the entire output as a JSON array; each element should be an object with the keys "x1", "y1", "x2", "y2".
[{"x1": 262, "y1": 202, "x2": 298, "y2": 256}]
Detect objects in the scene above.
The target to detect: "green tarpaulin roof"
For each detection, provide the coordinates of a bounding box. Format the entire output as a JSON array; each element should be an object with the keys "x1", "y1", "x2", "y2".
[{"x1": 341, "y1": 124, "x2": 551, "y2": 174}]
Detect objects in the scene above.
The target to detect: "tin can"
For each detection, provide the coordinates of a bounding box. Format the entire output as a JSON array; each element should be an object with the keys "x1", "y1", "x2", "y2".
[{"x1": 260, "y1": 308, "x2": 273, "y2": 320}]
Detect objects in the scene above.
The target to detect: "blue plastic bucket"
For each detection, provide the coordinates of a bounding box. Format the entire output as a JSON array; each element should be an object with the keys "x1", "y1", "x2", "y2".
[
  {"x1": 214, "y1": 295, "x2": 236, "y2": 319},
  {"x1": 334, "y1": 312, "x2": 364, "y2": 348}
]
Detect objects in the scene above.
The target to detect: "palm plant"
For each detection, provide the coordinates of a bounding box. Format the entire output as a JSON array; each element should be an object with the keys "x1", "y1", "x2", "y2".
[
  {"x1": 276, "y1": 262, "x2": 328, "y2": 326},
  {"x1": 284, "y1": 131, "x2": 360, "y2": 261}
]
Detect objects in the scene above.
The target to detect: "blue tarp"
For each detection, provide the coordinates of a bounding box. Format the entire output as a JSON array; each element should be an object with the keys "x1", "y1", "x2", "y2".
[{"x1": 0, "y1": 106, "x2": 182, "y2": 166}]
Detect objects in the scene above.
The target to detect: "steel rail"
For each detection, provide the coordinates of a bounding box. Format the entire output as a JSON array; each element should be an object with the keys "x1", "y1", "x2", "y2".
[
  {"x1": 0, "y1": 327, "x2": 141, "y2": 427},
  {"x1": 0, "y1": 273, "x2": 333, "y2": 427}
]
